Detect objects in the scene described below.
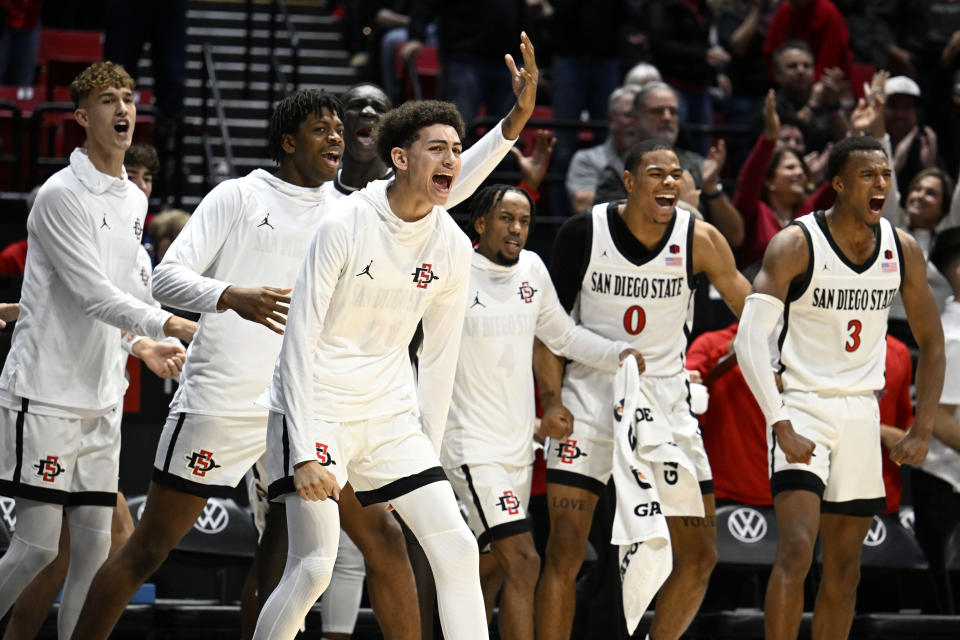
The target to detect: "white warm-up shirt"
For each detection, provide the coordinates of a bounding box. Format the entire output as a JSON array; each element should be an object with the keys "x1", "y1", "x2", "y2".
[
  {"x1": 260, "y1": 179, "x2": 473, "y2": 465},
  {"x1": 0, "y1": 148, "x2": 171, "y2": 415},
  {"x1": 153, "y1": 121, "x2": 516, "y2": 417},
  {"x1": 442, "y1": 250, "x2": 627, "y2": 469}
]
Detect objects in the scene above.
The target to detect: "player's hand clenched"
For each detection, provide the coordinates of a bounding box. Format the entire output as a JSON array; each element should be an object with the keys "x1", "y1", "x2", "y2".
[
  {"x1": 539, "y1": 403, "x2": 574, "y2": 442},
  {"x1": 293, "y1": 461, "x2": 341, "y2": 502},
  {"x1": 773, "y1": 419, "x2": 815, "y2": 464},
  {"x1": 889, "y1": 429, "x2": 929, "y2": 466},
  {"x1": 218, "y1": 286, "x2": 292, "y2": 335},
  {"x1": 618, "y1": 348, "x2": 646, "y2": 375}
]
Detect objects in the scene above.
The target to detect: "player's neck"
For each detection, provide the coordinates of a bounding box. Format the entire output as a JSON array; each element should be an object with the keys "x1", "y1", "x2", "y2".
[
  {"x1": 825, "y1": 205, "x2": 877, "y2": 257},
  {"x1": 340, "y1": 155, "x2": 389, "y2": 190},
  {"x1": 386, "y1": 176, "x2": 433, "y2": 222},
  {"x1": 83, "y1": 141, "x2": 125, "y2": 179},
  {"x1": 621, "y1": 202, "x2": 670, "y2": 248},
  {"x1": 275, "y1": 162, "x2": 327, "y2": 189}
]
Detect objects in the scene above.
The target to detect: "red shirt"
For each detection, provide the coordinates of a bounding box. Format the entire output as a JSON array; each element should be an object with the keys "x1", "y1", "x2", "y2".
[
  {"x1": 0, "y1": 239, "x2": 27, "y2": 276},
  {"x1": 686, "y1": 323, "x2": 772, "y2": 506},
  {"x1": 878, "y1": 335, "x2": 914, "y2": 514},
  {"x1": 732, "y1": 136, "x2": 835, "y2": 268},
  {"x1": 762, "y1": 0, "x2": 853, "y2": 81}
]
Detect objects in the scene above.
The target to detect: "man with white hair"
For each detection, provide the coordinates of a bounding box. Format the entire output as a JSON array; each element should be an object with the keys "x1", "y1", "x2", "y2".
[
  {"x1": 624, "y1": 62, "x2": 662, "y2": 89},
  {"x1": 565, "y1": 86, "x2": 641, "y2": 214}
]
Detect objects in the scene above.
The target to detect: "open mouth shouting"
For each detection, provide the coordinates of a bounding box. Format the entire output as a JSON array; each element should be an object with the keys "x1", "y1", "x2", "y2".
[
  {"x1": 868, "y1": 195, "x2": 885, "y2": 215},
  {"x1": 653, "y1": 192, "x2": 677, "y2": 210},
  {"x1": 355, "y1": 124, "x2": 375, "y2": 146},
  {"x1": 321, "y1": 148, "x2": 341, "y2": 169},
  {"x1": 432, "y1": 172, "x2": 453, "y2": 195},
  {"x1": 114, "y1": 120, "x2": 130, "y2": 136}
]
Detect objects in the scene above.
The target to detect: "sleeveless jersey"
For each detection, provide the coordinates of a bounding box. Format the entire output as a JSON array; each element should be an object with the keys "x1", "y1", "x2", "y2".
[
  {"x1": 779, "y1": 211, "x2": 903, "y2": 394},
  {"x1": 563, "y1": 204, "x2": 696, "y2": 428}
]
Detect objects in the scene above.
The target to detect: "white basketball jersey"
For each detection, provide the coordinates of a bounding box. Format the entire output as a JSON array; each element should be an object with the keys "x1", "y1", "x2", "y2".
[
  {"x1": 563, "y1": 204, "x2": 696, "y2": 428},
  {"x1": 779, "y1": 212, "x2": 902, "y2": 394}
]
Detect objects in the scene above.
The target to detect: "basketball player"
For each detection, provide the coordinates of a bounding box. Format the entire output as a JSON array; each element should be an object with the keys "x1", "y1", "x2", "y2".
[
  {"x1": 0, "y1": 61, "x2": 192, "y2": 638},
  {"x1": 72, "y1": 32, "x2": 540, "y2": 640},
  {"x1": 252, "y1": 95, "x2": 539, "y2": 639},
  {"x1": 734, "y1": 135, "x2": 944, "y2": 640},
  {"x1": 443, "y1": 184, "x2": 642, "y2": 640},
  {"x1": 534, "y1": 139, "x2": 751, "y2": 640}
]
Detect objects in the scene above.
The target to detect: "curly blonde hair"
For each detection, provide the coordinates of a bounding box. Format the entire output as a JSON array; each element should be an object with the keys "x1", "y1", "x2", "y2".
[{"x1": 70, "y1": 61, "x2": 135, "y2": 107}]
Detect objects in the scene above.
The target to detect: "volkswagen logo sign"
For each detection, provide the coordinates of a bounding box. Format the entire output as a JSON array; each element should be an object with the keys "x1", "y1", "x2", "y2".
[
  {"x1": 194, "y1": 498, "x2": 229, "y2": 534},
  {"x1": 728, "y1": 507, "x2": 768, "y2": 543},
  {"x1": 862, "y1": 516, "x2": 887, "y2": 547},
  {"x1": 0, "y1": 496, "x2": 15, "y2": 531}
]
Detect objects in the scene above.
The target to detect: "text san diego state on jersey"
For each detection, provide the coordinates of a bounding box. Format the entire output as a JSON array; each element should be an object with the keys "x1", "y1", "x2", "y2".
[{"x1": 779, "y1": 211, "x2": 903, "y2": 394}]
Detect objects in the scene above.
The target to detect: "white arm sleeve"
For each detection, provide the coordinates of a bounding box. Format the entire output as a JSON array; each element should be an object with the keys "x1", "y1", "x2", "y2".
[
  {"x1": 447, "y1": 120, "x2": 517, "y2": 209},
  {"x1": 152, "y1": 181, "x2": 241, "y2": 313},
  {"x1": 28, "y1": 186, "x2": 171, "y2": 340},
  {"x1": 418, "y1": 249, "x2": 472, "y2": 455},
  {"x1": 733, "y1": 293, "x2": 791, "y2": 427},
  {"x1": 534, "y1": 259, "x2": 626, "y2": 372},
  {"x1": 278, "y1": 218, "x2": 351, "y2": 467}
]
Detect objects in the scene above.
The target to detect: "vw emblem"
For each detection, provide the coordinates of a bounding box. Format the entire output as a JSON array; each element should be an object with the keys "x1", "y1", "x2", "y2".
[
  {"x1": 728, "y1": 507, "x2": 768, "y2": 543},
  {"x1": 0, "y1": 496, "x2": 16, "y2": 531},
  {"x1": 863, "y1": 516, "x2": 887, "y2": 547},
  {"x1": 899, "y1": 507, "x2": 915, "y2": 534},
  {"x1": 194, "y1": 498, "x2": 229, "y2": 534}
]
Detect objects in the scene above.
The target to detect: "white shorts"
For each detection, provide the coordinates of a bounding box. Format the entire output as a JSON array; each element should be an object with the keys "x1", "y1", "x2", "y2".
[
  {"x1": 546, "y1": 374, "x2": 713, "y2": 496},
  {"x1": 0, "y1": 399, "x2": 121, "y2": 506},
  {"x1": 770, "y1": 391, "x2": 885, "y2": 516},
  {"x1": 266, "y1": 410, "x2": 447, "y2": 507},
  {"x1": 153, "y1": 411, "x2": 267, "y2": 498},
  {"x1": 244, "y1": 455, "x2": 269, "y2": 537},
  {"x1": 446, "y1": 461, "x2": 532, "y2": 552}
]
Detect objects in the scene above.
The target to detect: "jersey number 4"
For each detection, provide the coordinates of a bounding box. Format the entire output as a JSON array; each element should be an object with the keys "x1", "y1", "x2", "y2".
[
  {"x1": 623, "y1": 305, "x2": 646, "y2": 336},
  {"x1": 845, "y1": 319, "x2": 862, "y2": 352}
]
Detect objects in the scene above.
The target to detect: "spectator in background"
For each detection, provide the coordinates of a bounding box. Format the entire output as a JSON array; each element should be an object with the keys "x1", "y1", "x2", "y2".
[
  {"x1": 762, "y1": 0, "x2": 853, "y2": 82},
  {"x1": 914, "y1": 227, "x2": 960, "y2": 613},
  {"x1": 732, "y1": 91, "x2": 834, "y2": 267},
  {"x1": 594, "y1": 82, "x2": 705, "y2": 203},
  {"x1": 123, "y1": 144, "x2": 159, "y2": 212},
  {"x1": 623, "y1": 62, "x2": 661, "y2": 89},
  {"x1": 643, "y1": 0, "x2": 728, "y2": 154},
  {"x1": 402, "y1": 0, "x2": 528, "y2": 123},
  {"x1": 549, "y1": 0, "x2": 624, "y2": 214},
  {"x1": 372, "y1": 2, "x2": 438, "y2": 103},
  {"x1": 565, "y1": 86, "x2": 639, "y2": 214},
  {"x1": 145, "y1": 209, "x2": 189, "y2": 265},
  {"x1": 686, "y1": 321, "x2": 771, "y2": 507},
  {"x1": 767, "y1": 41, "x2": 844, "y2": 151},
  {"x1": 0, "y1": 0, "x2": 43, "y2": 85},
  {"x1": 884, "y1": 75, "x2": 943, "y2": 200}
]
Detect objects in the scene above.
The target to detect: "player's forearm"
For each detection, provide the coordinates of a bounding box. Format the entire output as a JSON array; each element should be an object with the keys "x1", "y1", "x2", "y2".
[
  {"x1": 911, "y1": 339, "x2": 945, "y2": 440},
  {"x1": 733, "y1": 294, "x2": 790, "y2": 427},
  {"x1": 449, "y1": 120, "x2": 516, "y2": 208},
  {"x1": 533, "y1": 337, "x2": 565, "y2": 408},
  {"x1": 933, "y1": 405, "x2": 960, "y2": 453},
  {"x1": 153, "y1": 261, "x2": 231, "y2": 314}
]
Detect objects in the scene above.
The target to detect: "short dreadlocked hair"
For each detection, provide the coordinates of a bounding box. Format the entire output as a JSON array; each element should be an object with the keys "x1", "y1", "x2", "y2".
[
  {"x1": 70, "y1": 61, "x2": 135, "y2": 108},
  {"x1": 124, "y1": 143, "x2": 159, "y2": 174},
  {"x1": 268, "y1": 89, "x2": 343, "y2": 163},
  {"x1": 375, "y1": 100, "x2": 465, "y2": 170},
  {"x1": 468, "y1": 184, "x2": 536, "y2": 240}
]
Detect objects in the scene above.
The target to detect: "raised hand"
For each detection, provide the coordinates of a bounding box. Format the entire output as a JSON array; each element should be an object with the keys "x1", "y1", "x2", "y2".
[
  {"x1": 217, "y1": 286, "x2": 292, "y2": 335},
  {"x1": 505, "y1": 31, "x2": 539, "y2": 115},
  {"x1": 509, "y1": 129, "x2": 556, "y2": 192},
  {"x1": 701, "y1": 139, "x2": 727, "y2": 190},
  {"x1": 762, "y1": 89, "x2": 780, "y2": 141}
]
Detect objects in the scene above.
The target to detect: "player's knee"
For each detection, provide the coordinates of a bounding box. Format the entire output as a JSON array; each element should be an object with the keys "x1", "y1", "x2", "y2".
[
  {"x1": 500, "y1": 541, "x2": 540, "y2": 587},
  {"x1": 677, "y1": 536, "x2": 717, "y2": 579},
  {"x1": 422, "y1": 527, "x2": 479, "y2": 581},
  {"x1": 775, "y1": 531, "x2": 816, "y2": 577},
  {"x1": 12, "y1": 535, "x2": 60, "y2": 574},
  {"x1": 544, "y1": 522, "x2": 588, "y2": 573},
  {"x1": 355, "y1": 512, "x2": 406, "y2": 563},
  {"x1": 125, "y1": 533, "x2": 175, "y2": 577},
  {"x1": 296, "y1": 555, "x2": 337, "y2": 594}
]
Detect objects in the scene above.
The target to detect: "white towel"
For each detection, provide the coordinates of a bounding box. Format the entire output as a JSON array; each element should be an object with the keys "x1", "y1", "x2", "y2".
[{"x1": 612, "y1": 356, "x2": 703, "y2": 633}]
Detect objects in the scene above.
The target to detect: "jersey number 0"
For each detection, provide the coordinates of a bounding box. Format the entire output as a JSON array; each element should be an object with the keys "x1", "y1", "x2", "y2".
[{"x1": 623, "y1": 305, "x2": 646, "y2": 336}]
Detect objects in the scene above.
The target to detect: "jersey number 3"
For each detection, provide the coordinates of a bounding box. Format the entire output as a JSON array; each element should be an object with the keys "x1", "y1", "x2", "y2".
[
  {"x1": 623, "y1": 305, "x2": 646, "y2": 336},
  {"x1": 845, "y1": 319, "x2": 862, "y2": 353}
]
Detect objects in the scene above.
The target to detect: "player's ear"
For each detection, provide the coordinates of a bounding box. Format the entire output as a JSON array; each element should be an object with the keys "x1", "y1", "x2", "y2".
[
  {"x1": 831, "y1": 174, "x2": 844, "y2": 194},
  {"x1": 622, "y1": 170, "x2": 635, "y2": 193},
  {"x1": 473, "y1": 214, "x2": 486, "y2": 236},
  {"x1": 280, "y1": 133, "x2": 296, "y2": 156},
  {"x1": 74, "y1": 107, "x2": 88, "y2": 128},
  {"x1": 391, "y1": 146, "x2": 407, "y2": 171}
]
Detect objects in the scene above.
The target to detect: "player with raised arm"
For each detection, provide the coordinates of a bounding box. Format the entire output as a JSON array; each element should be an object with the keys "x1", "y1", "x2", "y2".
[
  {"x1": 533, "y1": 139, "x2": 751, "y2": 640},
  {"x1": 734, "y1": 135, "x2": 945, "y2": 640}
]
